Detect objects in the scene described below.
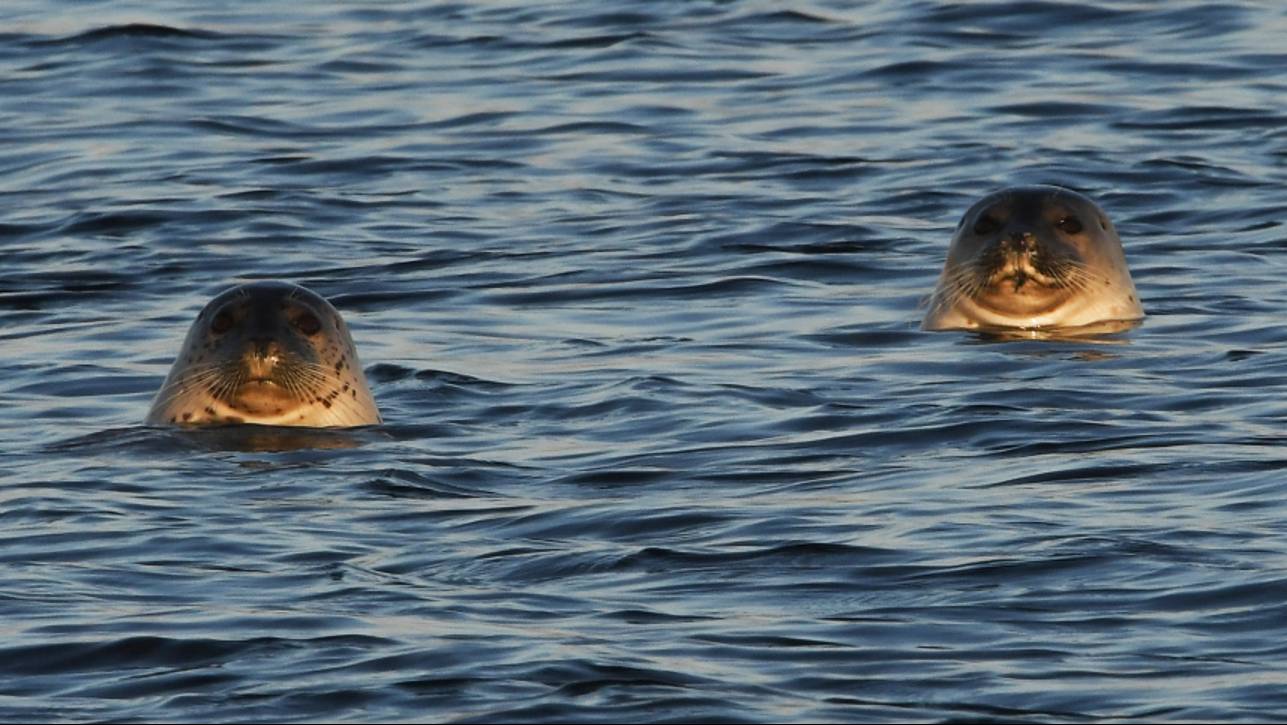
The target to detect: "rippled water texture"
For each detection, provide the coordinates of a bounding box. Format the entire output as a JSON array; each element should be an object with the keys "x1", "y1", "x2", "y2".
[{"x1": 6, "y1": 1, "x2": 1287, "y2": 721}]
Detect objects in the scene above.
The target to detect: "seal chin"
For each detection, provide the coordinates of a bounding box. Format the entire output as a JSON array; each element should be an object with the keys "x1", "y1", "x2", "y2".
[
  {"x1": 922, "y1": 185, "x2": 1144, "y2": 332},
  {"x1": 227, "y1": 378, "x2": 299, "y2": 416},
  {"x1": 146, "y1": 281, "x2": 382, "y2": 428},
  {"x1": 974, "y1": 258, "x2": 1071, "y2": 314},
  {"x1": 973, "y1": 281, "x2": 1071, "y2": 319}
]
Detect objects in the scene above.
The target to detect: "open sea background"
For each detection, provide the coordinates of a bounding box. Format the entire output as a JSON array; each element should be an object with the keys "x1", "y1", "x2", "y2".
[{"x1": 5, "y1": 0, "x2": 1287, "y2": 721}]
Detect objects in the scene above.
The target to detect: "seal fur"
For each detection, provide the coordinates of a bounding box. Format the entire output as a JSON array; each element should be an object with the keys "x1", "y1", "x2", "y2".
[
  {"x1": 923, "y1": 185, "x2": 1143, "y2": 331},
  {"x1": 146, "y1": 281, "x2": 381, "y2": 427}
]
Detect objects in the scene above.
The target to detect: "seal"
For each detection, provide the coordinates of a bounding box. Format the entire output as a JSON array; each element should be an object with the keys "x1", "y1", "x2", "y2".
[
  {"x1": 146, "y1": 281, "x2": 382, "y2": 427},
  {"x1": 923, "y1": 185, "x2": 1143, "y2": 332}
]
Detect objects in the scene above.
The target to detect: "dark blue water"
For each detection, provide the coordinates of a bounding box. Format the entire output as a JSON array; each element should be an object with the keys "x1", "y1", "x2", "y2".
[{"x1": 6, "y1": 1, "x2": 1287, "y2": 721}]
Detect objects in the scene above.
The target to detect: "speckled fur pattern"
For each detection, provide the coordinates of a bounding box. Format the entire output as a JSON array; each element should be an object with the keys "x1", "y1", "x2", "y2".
[
  {"x1": 923, "y1": 185, "x2": 1144, "y2": 332},
  {"x1": 146, "y1": 282, "x2": 381, "y2": 428}
]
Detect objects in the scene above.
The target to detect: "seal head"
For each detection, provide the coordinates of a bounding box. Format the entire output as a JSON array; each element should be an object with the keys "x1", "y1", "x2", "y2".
[
  {"x1": 922, "y1": 185, "x2": 1144, "y2": 331},
  {"x1": 147, "y1": 281, "x2": 381, "y2": 427}
]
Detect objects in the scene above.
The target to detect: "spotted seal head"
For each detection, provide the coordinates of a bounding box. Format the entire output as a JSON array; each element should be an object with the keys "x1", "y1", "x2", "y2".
[
  {"x1": 146, "y1": 281, "x2": 381, "y2": 427},
  {"x1": 922, "y1": 185, "x2": 1144, "y2": 332}
]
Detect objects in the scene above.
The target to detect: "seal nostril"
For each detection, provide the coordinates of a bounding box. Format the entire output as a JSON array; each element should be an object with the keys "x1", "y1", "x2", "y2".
[
  {"x1": 146, "y1": 281, "x2": 382, "y2": 427},
  {"x1": 249, "y1": 337, "x2": 277, "y2": 359},
  {"x1": 923, "y1": 186, "x2": 1144, "y2": 333},
  {"x1": 1006, "y1": 231, "x2": 1034, "y2": 252}
]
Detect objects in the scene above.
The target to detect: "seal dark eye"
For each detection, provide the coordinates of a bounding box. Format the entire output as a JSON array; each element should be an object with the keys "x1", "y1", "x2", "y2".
[
  {"x1": 210, "y1": 311, "x2": 234, "y2": 335},
  {"x1": 973, "y1": 214, "x2": 1001, "y2": 235},
  {"x1": 294, "y1": 312, "x2": 321, "y2": 336},
  {"x1": 1056, "y1": 216, "x2": 1084, "y2": 234}
]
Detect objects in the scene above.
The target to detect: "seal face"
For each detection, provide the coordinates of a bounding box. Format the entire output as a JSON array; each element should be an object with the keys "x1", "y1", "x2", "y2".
[
  {"x1": 922, "y1": 185, "x2": 1144, "y2": 332},
  {"x1": 147, "y1": 281, "x2": 382, "y2": 428}
]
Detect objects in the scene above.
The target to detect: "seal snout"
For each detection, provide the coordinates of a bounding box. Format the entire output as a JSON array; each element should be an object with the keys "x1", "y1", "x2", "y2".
[
  {"x1": 248, "y1": 336, "x2": 280, "y2": 358},
  {"x1": 924, "y1": 185, "x2": 1144, "y2": 332},
  {"x1": 1002, "y1": 230, "x2": 1037, "y2": 255},
  {"x1": 243, "y1": 337, "x2": 283, "y2": 380},
  {"x1": 147, "y1": 280, "x2": 382, "y2": 427}
]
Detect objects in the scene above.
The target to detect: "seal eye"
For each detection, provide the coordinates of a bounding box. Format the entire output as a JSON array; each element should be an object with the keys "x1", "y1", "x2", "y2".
[
  {"x1": 973, "y1": 214, "x2": 1001, "y2": 235},
  {"x1": 1056, "y1": 216, "x2": 1084, "y2": 234},
  {"x1": 294, "y1": 312, "x2": 321, "y2": 336},
  {"x1": 210, "y1": 311, "x2": 234, "y2": 335}
]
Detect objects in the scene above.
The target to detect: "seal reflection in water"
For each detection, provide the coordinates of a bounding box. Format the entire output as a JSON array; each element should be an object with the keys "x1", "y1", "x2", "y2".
[
  {"x1": 147, "y1": 282, "x2": 381, "y2": 427},
  {"x1": 923, "y1": 185, "x2": 1144, "y2": 332}
]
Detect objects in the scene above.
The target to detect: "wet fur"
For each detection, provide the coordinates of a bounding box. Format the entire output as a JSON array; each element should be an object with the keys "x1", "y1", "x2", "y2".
[
  {"x1": 147, "y1": 282, "x2": 381, "y2": 428},
  {"x1": 923, "y1": 186, "x2": 1143, "y2": 331}
]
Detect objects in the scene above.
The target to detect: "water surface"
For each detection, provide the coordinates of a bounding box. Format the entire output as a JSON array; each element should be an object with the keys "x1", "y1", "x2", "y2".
[{"x1": 5, "y1": 1, "x2": 1287, "y2": 721}]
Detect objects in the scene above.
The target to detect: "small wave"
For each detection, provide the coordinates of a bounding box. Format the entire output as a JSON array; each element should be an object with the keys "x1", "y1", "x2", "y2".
[
  {"x1": 1114, "y1": 106, "x2": 1287, "y2": 131},
  {"x1": 0, "y1": 634, "x2": 392, "y2": 677},
  {"x1": 60, "y1": 211, "x2": 169, "y2": 236},
  {"x1": 36, "y1": 23, "x2": 224, "y2": 47}
]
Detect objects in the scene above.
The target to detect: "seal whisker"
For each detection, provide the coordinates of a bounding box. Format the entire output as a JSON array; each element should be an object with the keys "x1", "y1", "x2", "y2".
[
  {"x1": 151, "y1": 364, "x2": 226, "y2": 400},
  {"x1": 949, "y1": 262, "x2": 990, "y2": 304},
  {"x1": 1057, "y1": 263, "x2": 1105, "y2": 294},
  {"x1": 935, "y1": 264, "x2": 982, "y2": 307},
  {"x1": 922, "y1": 185, "x2": 1144, "y2": 331},
  {"x1": 146, "y1": 282, "x2": 381, "y2": 427}
]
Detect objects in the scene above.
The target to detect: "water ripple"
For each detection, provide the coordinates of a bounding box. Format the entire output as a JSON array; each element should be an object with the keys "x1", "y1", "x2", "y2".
[{"x1": 4, "y1": 0, "x2": 1287, "y2": 722}]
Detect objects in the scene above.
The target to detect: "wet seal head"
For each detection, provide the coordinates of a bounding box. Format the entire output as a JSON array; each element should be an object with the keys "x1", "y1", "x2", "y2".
[
  {"x1": 922, "y1": 185, "x2": 1144, "y2": 332},
  {"x1": 146, "y1": 281, "x2": 382, "y2": 428}
]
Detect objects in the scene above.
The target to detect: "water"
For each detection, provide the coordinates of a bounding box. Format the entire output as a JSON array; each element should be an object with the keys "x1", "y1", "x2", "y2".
[{"x1": 4, "y1": 0, "x2": 1287, "y2": 721}]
